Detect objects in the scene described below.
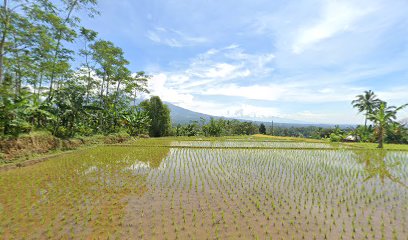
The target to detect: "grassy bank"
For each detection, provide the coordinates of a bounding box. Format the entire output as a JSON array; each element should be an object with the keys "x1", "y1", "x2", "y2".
[{"x1": 0, "y1": 131, "x2": 132, "y2": 166}]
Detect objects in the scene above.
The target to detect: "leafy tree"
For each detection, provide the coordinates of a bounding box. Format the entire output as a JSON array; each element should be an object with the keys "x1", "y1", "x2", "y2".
[
  {"x1": 385, "y1": 122, "x2": 408, "y2": 144},
  {"x1": 0, "y1": 73, "x2": 31, "y2": 135},
  {"x1": 89, "y1": 40, "x2": 149, "y2": 133},
  {"x1": 174, "y1": 121, "x2": 200, "y2": 137},
  {"x1": 78, "y1": 27, "x2": 98, "y2": 104},
  {"x1": 259, "y1": 123, "x2": 266, "y2": 134},
  {"x1": 122, "y1": 107, "x2": 151, "y2": 136},
  {"x1": 0, "y1": 0, "x2": 12, "y2": 85},
  {"x1": 351, "y1": 90, "x2": 380, "y2": 128},
  {"x1": 368, "y1": 101, "x2": 408, "y2": 148},
  {"x1": 140, "y1": 96, "x2": 171, "y2": 137},
  {"x1": 52, "y1": 80, "x2": 88, "y2": 137},
  {"x1": 203, "y1": 118, "x2": 222, "y2": 137},
  {"x1": 0, "y1": 0, "x2": 155, "y2": 139}
]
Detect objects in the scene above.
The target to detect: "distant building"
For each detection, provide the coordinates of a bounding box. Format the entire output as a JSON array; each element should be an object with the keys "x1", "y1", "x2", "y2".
[{"x1": 343, "y1": 135, "x2": 360, "y2": 142}]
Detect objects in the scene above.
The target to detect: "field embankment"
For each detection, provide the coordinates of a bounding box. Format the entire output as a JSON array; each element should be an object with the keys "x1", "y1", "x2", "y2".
[{"x1": 0, "y1": 131, "x2": 131, "y2": 166}]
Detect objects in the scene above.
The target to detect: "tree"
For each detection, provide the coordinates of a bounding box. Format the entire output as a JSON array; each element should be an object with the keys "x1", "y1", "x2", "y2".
[
  {"x1": 90, "y1": 40, "x2": 148, "y2": 133},
  {"x1": 0, "y1": 0, "x2": 12, "y2": 85},
  {"x1": 140, "y1": 96, "x2": 171, "y2": 137},
  {"x1": 0, "y1": 73, "x2": 32, "y2": 135},
  {"x1": 351, "y1": 90, "x2": 380, "y2": 128},
  {"x1": 78, "y1": 27, "x2": 98, "y2": 104},
  {"x1": 122, "y1": 107, "x2": 151, "y2": 136},
  {"x1": 259, "y1": 123, "x2": 266, "y2": 134},
  {"x1": 368, "y1": 101, "x2": 408, "y2": 148},
  {"x1": 0, "y1": 0, "x2": 156, "y2": 138},
  {"x1": 204, "y1": 118, "x2": 222, "y2": 137}
]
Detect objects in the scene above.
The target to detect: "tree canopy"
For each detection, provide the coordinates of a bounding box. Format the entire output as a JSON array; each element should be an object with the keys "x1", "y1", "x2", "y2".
[{"x1": 0, "y1": 0, "x2": 168, "y2": 138}]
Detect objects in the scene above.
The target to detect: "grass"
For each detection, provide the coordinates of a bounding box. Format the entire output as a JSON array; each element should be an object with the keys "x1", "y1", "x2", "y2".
[
  {"x1": 0, "y1": 146, "x2": 170, "y2": 239},
  {"x1": 0, "y1": 137, "x2": 407, "y2": 239},
  {"x1": 0, "y1": 131, "x2": 133, "y2": 166},
  {"x1": 343, "y1": 142, "x2": 408, "y2": 151},
  {"x1": 252, "y1": 134, "x2": 326, "y2": 143}
]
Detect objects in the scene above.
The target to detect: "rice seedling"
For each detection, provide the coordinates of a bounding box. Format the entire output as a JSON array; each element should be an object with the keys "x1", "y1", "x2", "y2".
[{"x1": 0, "y1": 139, "x2": 407, "y2": 239}]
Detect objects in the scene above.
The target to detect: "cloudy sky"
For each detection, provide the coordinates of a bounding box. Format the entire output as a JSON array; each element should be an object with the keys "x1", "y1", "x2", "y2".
[{"x1": 80, "y1": 0, "x2": 408, "y2": 124}]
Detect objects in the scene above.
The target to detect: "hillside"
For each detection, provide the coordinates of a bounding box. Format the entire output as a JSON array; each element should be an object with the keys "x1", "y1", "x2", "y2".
[{"x1": 133, "y1": 99, "x2": 353, "y2": 127}]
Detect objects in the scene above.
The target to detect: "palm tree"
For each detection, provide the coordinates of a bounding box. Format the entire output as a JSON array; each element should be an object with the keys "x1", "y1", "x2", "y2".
[
  {"x1": 351, "y1": 90, "x2": 380, "y2": 128},
  {"x1": 368, "y1": 102, "x2": 408, "y2": 148}
]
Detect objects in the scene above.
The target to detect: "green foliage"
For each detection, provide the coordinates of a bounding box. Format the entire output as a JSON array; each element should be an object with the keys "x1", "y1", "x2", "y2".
[
  {"x1": 0, "y1": 1, "x2": 160, "y2": 139},
  {"x1": 173, "y1": 118, "x2": 259, "y2": 137},
  {"x1": 352, "y1": 90, "x2": 408, "y2": 148},
  {"x1": 203, "y1": 118, "x2": 223, "y2": 137},
  {"x1": 329, "y1": 133, "x2": 343, "y2": 142},
  {"x1": 174, "y1": 122, "x2": 201, "y2": 137},
  {"x1": 351, "y1": 90, "x2": 380, "y2": 128},
  {"x1": 259, "y1": 123, "x2": 266, "y2": 134},
  {"x1": 0, "y1": 74, "x2": 31, "y2": 135},
  {"x1": 140, "y1": 96, "x2": 171, "y2": 137},
  {"x1": 122, "y1": 107, "x2": 151, "y2": 136},
  {"x1": 368, "y1": 101, "x2": 408, "y2": 148}
]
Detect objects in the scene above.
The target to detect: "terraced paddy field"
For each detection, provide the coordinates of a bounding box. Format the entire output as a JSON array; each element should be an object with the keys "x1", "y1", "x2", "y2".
[{"x1": 1, "y1": 138, "x2": 407, "y2": 239}]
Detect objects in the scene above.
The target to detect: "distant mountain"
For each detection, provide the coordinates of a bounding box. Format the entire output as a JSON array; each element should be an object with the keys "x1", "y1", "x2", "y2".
[
  {"x1": 133, "y1": 99, "x2": 351, "y2": 127},
  {"x1": 165, "y1": 102, "x2": 216, "y2": 124},
  {"x1": 132, "y1": 99, "x2": 217, "y2": 124},
  {"x1": 163, "y1": 102, "x2": 308, "y2": 125}
]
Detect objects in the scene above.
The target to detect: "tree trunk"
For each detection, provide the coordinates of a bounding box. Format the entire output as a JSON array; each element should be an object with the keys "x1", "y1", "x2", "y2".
[
  {"x1": 378, "y1": 125, "x2": 383, "y2": 148},
  {"x1": 0, "y1": 0, "x2": 9, "y2": 85},
  {"x1": 37, "y1": 73, "x2": 43, "y2": 103},
  {"x1": 364, "y1": 113, "x2": 368, "y2": 128},
  {"x1": 48, "y1": 0, "x2": 79, "y2": 101}
]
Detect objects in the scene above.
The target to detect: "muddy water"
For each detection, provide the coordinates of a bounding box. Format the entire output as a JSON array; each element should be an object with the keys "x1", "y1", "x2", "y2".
[
  {"x1": 124, "y1": 148, "x2": 408, "y2": 239},
  {"x1": 171, "y1": 140, "x2": 337, "y2": 148},
  {"x1": 1, "y1": 142, "x2": 407, "y2": 239}
]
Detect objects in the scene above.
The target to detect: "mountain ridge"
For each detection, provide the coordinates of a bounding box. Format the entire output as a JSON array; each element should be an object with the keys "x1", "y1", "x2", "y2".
[{"x1": 134, "y1": 98, "x2": 356, "y2": 127}]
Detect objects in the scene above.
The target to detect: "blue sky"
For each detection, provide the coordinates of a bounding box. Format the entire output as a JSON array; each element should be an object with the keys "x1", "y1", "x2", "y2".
[{"x1": 79, "y1": 0, "x2": 408, "y2": 124}]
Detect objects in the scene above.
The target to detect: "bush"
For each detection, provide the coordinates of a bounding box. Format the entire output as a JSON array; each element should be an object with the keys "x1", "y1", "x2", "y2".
[{"x1": 329, "y1": 133, "x2": 343, "y2": 142}]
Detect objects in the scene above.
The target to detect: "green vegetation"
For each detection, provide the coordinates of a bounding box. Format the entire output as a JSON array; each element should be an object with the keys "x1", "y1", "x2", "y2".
[
  {"x1": 0, "y1": 145, "x2": 170, "y2": 238},
  {"x1": 140, "y1": 96, "x2": 171, "y2": 137},
  {"x1": 352, "y1": 90, "x2": 407, "y2": 148},
  {"x1": 174, "y1": 118, "x2": 259, "y2": 137},
  {"x1": 1, "y1": 0, "x2": 405, "y2": 149},
  {"x1": 259, "y1": 123, "x2": 266, "y2": 134},
  {"x1": 0, "y1": 0, "x2": 172, "y2": 139},
  {"x1": 351, "y1": 90, "x2": 380, "y2": 129},
  {"x1": 1, "y1": 138, "x2": 407, "y2": 238},
  {"x1": 1, "y1": 1, "x2": 406, "y2": 239}
]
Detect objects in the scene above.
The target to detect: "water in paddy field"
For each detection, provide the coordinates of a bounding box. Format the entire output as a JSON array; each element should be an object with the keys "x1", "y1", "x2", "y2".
[{"x1": 0, "y1": 141, "x2": 407, "y2": 239}]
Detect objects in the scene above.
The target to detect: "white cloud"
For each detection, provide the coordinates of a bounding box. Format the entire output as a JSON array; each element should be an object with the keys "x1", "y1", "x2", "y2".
[
  {"x1": 146, "y1": 27, "x2": 208, "y2": 47},
  {"x1": 222, "y1": 104, "x2": 282, "y2": 119},
  {"x1": 377, "y1": 87, "x2": 408, "y2": 103},
  {"x1": 145, "y1": 42, "x2": 407, "y2": 124},
  {"x1": 201, "y1": 83, "x2": 366, "y2": 103},
  {"x1": 158, "y1": 45, "x2": 274, "y2": 89},
  {"x1": 148, "y1": 73, "x2": 195, "y2": 105},
  {"x1": 292, "y1": 1, "x2": 374, "y2": 54},
  {"x1": 286, "y1": 111, "x2": 362, "y2": 124}
]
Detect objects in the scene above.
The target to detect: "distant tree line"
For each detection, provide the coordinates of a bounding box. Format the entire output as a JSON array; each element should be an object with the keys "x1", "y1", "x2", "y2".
[
  {"x1": 262, "y1": 91, "x2": 408, "y2": 147},
  {"x1": 173, "y1": 118, "x2": 259, "y2": 137},
  {"x1": 0, "y1": 0, "x2": 171, "y2": 138},
  {"x1": 172, "y1": 91, "x2": 408, "y2": 147}
]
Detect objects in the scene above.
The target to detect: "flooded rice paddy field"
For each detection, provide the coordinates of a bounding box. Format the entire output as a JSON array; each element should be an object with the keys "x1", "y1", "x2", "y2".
[
  {"x1": 0, "y1": 140, "x2": 407, "y2": 239},
  {"x1": 171, "y1": 141, "x2": 341, "y2": 149}
]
